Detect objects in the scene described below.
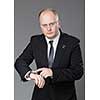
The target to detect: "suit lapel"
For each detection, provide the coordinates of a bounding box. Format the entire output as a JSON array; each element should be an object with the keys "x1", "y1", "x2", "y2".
[
  {"x1": 52, "y1": 33, "x2": 67, "y2": 68},
  {"x1": 38, "y1": 35, "x2": 48, "y2": 67}
]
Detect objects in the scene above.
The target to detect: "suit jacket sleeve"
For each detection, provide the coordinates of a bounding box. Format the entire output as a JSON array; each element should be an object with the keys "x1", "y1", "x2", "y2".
[
  {"x1": 51, "y1": 39, "x2": 84, "y2": 83},
  {"x1": 15, "y1": 37, "x2": 34, "y2": 81}
]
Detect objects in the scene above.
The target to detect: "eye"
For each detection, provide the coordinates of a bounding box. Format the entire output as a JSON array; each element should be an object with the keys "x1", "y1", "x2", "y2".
[
  {"x1": 41, "y1": 21, "x2": 57, "y2": 28},
  {"x1": 49, "y1": 22, "x2": 56, "y2": 26},
  {"x1": 42, "y1": 24, "x2": 47, "y2": 27}
]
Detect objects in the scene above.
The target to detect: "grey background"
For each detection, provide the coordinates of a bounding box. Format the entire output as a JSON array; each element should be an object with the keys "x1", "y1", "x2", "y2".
[{"x1": 14, "y1": 0, "x2": 85, "y2": 100}]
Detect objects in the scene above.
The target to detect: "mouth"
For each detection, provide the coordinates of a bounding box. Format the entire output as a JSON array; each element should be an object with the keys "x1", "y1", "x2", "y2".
[{"x1": 47, "y1": 32, "x2": 53, "y2": 35}]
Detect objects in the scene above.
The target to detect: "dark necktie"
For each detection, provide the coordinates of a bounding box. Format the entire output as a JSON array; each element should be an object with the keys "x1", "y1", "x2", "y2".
[{"x1": 48, "y1": 40, "x2": 54, "y2": 67}]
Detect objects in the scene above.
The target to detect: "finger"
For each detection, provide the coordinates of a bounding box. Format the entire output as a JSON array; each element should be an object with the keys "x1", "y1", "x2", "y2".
[
  {"x1": 38, "y1": 78, "x2": 42, "y2": 88},
  {"x1": 40, "y1": 71, "x2": 47, "y2": 78},
  {"x1": 34, "y1": 68, "x2": 43, "y2": 73},
  {"x1": 38, "y1": 77, "x2": 45, "y2": 88},
  {"x1": 42, "y1": 73, "x2": 47, "y2": 78},
  {"x1": 44, "y1": 75, "x2": 47, "y2": 78},
  {"x1": 40, "y1": 71, "x2": 45, "y2": 76},
  {"x1": 39, "y1": 76, "x2": 45, "y2": 88},
  {"x1": 37, "y1": 75, "x2": 42, "y2": 88},
  {"x1": 34, "y1": 75, "x2": 38, "y2": 85},
  {"x1": 40, "y1": 79, "x2": 45, "y2": 88}
]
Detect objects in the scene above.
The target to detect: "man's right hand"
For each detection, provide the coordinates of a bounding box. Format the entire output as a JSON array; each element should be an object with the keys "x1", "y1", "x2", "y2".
[{"x1": 30, "y1": 73, "x2": 45, "y2": 88}]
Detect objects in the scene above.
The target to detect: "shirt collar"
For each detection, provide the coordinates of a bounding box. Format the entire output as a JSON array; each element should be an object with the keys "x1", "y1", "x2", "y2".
[{"x1": 45, "y1": 30, "x2": 60, "y2": 45}]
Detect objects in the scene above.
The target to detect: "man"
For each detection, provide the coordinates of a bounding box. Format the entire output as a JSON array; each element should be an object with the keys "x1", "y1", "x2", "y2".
[{"x1": 15, "y1": 8, "x2": 83, "y2": 100}]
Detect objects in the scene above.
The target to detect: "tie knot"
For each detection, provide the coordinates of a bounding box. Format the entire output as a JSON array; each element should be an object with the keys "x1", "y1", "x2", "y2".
[{"x1": 49, "y1": 40, "x2": 53, "y2": 45}]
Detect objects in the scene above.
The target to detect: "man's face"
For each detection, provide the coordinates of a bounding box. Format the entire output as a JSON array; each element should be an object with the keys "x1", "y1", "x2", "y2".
[{"x1": 39, "y1": 11, "x2": 60, "y2": 39}]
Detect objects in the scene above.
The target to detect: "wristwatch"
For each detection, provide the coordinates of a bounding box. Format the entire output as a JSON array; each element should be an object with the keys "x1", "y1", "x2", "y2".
[{"x1": 25, "y1": 71, "x2": 32, "y2": 79}]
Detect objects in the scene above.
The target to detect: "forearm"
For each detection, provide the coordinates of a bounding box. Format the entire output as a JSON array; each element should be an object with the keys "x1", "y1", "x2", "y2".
[
  {"x1": 14, "y1": 39, "x2": 34, "y2": 81},
  {"x1": 15, "y1": 58, "x2": 32, "y2": 81}
]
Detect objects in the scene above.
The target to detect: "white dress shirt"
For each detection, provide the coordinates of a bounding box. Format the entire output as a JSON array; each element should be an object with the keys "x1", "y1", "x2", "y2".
[{"x1": 45, "y1": 31, "x2": 60, "y2": 60}]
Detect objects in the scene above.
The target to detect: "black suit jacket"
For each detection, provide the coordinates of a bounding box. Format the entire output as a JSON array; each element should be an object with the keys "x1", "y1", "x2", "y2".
[{"x1": 15, "y1": 30, "x2": 83, "y2": 100}]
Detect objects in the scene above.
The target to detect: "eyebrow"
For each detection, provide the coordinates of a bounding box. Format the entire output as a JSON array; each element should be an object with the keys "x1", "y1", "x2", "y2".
[
  {"x1": 41, "y1": 21, "x2": 57, "y2": 25},
  {"x1": 41, "y1": 21, "x2": 57, "y2": 27}
]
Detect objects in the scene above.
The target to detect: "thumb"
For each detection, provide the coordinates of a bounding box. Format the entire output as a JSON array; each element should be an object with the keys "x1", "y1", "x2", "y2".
[{"x1": 34, "y1": 68, "x2": 43, "y2": 73}]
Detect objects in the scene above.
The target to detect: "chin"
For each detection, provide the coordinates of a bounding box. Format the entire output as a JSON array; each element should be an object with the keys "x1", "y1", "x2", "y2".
[{"x1": 47, "y1": 34, "x2": 55, "y2": 39}]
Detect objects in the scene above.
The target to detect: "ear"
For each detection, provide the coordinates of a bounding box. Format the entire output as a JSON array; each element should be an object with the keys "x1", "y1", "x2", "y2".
[{"x1": 57, "y1": 20, "x2": 61, "y2": 28}]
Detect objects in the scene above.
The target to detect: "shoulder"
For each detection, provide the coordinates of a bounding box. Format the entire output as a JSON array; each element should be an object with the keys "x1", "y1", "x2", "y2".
[
  {"x1": 61, "y1": 32, "x2": 80, "y2": 45},
  {"x1": 29, "y1": 34, "x2": 45, "y2": 43},
  {"x1": 30, "y1": 34, "x2": 43, "y2": 40}
]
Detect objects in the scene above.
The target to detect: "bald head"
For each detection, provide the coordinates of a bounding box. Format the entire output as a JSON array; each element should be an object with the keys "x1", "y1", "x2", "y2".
[{"x1": 38, "y1": 8, "x2": 59, "y2": 21}]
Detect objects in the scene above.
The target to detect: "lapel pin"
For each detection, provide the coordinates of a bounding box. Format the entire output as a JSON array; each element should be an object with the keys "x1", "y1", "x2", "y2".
[{"x1": 62, "y1": 45, "x2": 66, "y2": 49}]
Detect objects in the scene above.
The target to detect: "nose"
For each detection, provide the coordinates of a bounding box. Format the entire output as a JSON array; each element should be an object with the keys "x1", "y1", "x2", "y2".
[{"x1": 47, "y1": 25, "x2": 51, "y2": 31}]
